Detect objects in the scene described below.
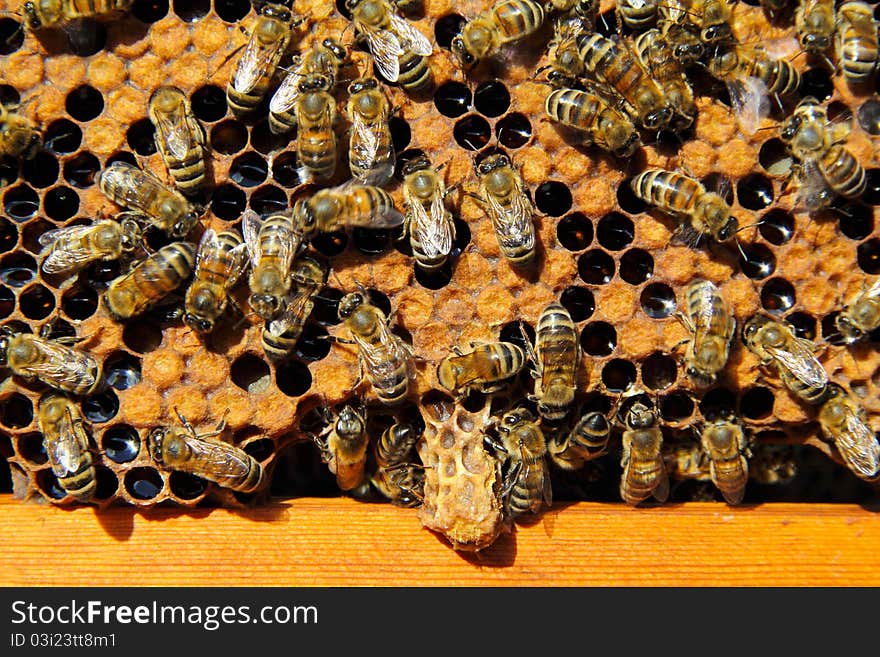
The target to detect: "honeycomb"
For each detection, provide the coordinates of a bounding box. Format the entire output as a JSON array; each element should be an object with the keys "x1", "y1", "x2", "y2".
[{"x1": 1, "y1": 0, "x2": 880, "y2": 532}]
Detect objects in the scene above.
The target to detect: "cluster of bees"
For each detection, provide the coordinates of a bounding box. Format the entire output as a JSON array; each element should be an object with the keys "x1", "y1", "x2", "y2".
[{"x1": 1, "y1": 0, "x2": 880, "y2": 550}]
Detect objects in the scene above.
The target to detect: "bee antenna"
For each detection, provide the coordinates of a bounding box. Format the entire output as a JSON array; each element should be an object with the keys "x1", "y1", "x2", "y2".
[{"x1": 733, "y1": 237, "x2": 748, "y2": 262}]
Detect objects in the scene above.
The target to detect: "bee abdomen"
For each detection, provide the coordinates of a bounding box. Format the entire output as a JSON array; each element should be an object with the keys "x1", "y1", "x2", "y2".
[
  {"x1": 397, "y1": 53, "x2": 433, "y2": 94},
  {"x1": 58, "y1": 452, "x2": 96, "y2": 502},
  {"x1": 493, "y1": 0, "x2": 545, "y2": 42},
  {"x1": 821, "y1": 145, "x2": 866, "y2": 198},
  {"x1": 260, "y1": 325, "x2": 303, "y2": 360},
  {"x1": 234, "y1": 460, "x2": 265, "y2": 493},
  {"x1": 298, "y1": 132, "x2": 337, "y2": 179},
  {"x1": 632, "y1": 169, "x2": 700, "y2": 214},
  {"x1": 168, "y1": 153, "x2": 206, "y2": 195}
]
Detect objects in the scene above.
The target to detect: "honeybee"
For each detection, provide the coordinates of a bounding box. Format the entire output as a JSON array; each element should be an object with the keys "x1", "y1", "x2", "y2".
[
  {"x1": 682, "y1": 0, "x2": 733, "y2": 44},
  {"x1": 261, "y1": 254, "x2": 328, "y2": 360},
  {"x1": 0, "y1": 103, "x2": 41, "y2": 160},
  {"x1": 529, "y1": 302, "x2": 579, "y2": 421},
  {"x1": 676, "y1": 279, "x2": 736, "y2": 386},
  {"x1": 616, "y1": 0, "x2": 657, "y2": 31},
  {"x1": 633, "y1": 28, "x2": 696, "y2": 131},
  {"x1": 742, "y1": 314, "x2": 829, "y2": 404},
  {"x1": 347, "y1": 0, "x2": 434, "y2": 94},
  {"x1": 338, "y1": 289, "x2": 413, "y2": 406},
  {"x1": 183, "y1": 229, "x2": 248, "y2": 334},
  {"x1": 700, "y1": 415, "x2": 750, "y2": 504},
  {"x1": 226, "y1": 2, "x2": 302, "y2": 116},
  {"x1": 401, "y1": 154, "x2": 456, "y2": 272},
  {"x1": 547, "y1": 0, "x2": 597, "y2": 19},
  {"x1": 658, "y1": 19, "x2": 705, "y2": 65},
  {"x1": 103, "y1": 241, "x2": 197, "y2": 321},
  {"x1": 835, "y1": 278, "x2": 880, "y2": 344},
  {"x1": 97, "y1": 161, "x2": 201, "y2": 238},
  {"x1": 547, "y1": 410, "x2": 610, "y2": 471},
  {"x1": 795, "y1": 0, "x2": 836, "y2": 56},
  {"x1": 836, "y1": 2, "x2": 879, "y2": 84},
  {"x1": 437, "y1": 341, "x2": 526, "y2": 397},
  {"x1": 346, "y1": 77, "x2": 396, "y2": 186},
  {"x1": 470, "y1": 152, "x2": 536, "y2": 266},
  {"x1": 707, "y1": 41, "x2": 801, "y2": 135},
  {"x1": 544, "y1": 88, "x2": 641, "y2": 157},
  {"x1": 750, "y1": 444, "x2": 797, "y2": 485},
  {"x1": 451, "y1": 0, "x2": 546, "y2": 68},
  {"x1": 577, "y1": 33, "x2": 673, "y2": 131},
  {"x1": 242, "y1": 208, "x2": 303, "y2": 322},
  {"x1": 314, "y1": 403, "x2": 369, "y2": 491},
  {"x1": 780, "y1": 97, "x2": 866, "y2": 212},
  {"x1": 490, "y1": 408, "x2": 552, "y2": 519},
  {"x1": 0, "y1": 325, "x2": 103, "y2": 396},
  {"x1": 371, "y1": 422, "x2": 423, "y2": 507},
  {"x1": 630, "y1": 168, "x2": 738, "y2": 244},
  {"x1": 291, "y1": 75, "x2": 339, "y2": 182},
  {"x1": 292, "y1": 182, "x2": 404, "y2": 239},
  {"x1": 818, "y1": 383, "x2": 880, "y2": 481},
  {"x1": 619, "y1": 399, "x2": 669, "y2": 505},
  {"x1": 543, "y1": 15, "x2": 587, "y2": 88},
  {"x1": 148, "y1": 86, "x2": 206, "y2": 197},
  {"x1": 269, "y1": 37, "x2": 347, "y2": 135},
  {"x1": 22, "y1": 0, "x2": 132, "y2": 29},
  {"x1": 38, "y1": 218, "x2": 142, "y2": 279},
  {"x1": 148, "y1": 410, "x2": 264, "y2": 493},
  {"x1": 37, "y1": 394, "x2": 95, "y2": 502}
]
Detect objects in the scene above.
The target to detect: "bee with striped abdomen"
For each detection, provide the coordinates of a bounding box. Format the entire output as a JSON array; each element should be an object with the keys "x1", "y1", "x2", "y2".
[
  {"x1": 293, "y1": 182, "x2": 404, "y2": 239},
  {"x1": 619, "y1": 399, "x2": 669, "y2": 505},
  {"x1": 836, "y1": 2, "x2": 879, "y2": 84},
  {"x1": 292, "y1": 74, "x2": 339, "y2": 182},
  {"x1": 818, "y1": 383, "x2": 880, "y2": 481},
  {"x1": 401, "y1": 154, "x2": 456, "y2": 272},
  {"x1": 437, "y1": 341, "x2": 525, "y2": 397},
  {"x1": 616, "y1": 0, "x2": 657, "y2": 32},
  {"x1": 0, "y1": 103, "x2": 41, "y2": 160},
  {"x1": 346, "y1": 77, "x2": 396, "y2": 187},
  {"x1": 544, "y1": 88, "x2": 641, "y2": 158},
  {"x1": 529, "y1": 302, "x2": 579, "y2": 421},
  {"x1": 183, "y1": 229, "x2": 248, "y2": 334},
  {"x1": 451, "y1": 0, "x2": 546, "y2": 68},
  {"x1": 489, "y1": 408, "x2": 552, "y2": 519},
  {"x1": 315, "y1": 403, "x2": 370, "y2": 491},
  {"x1": 38, "y1": 218, "x2": 142, "y2": 281},
  {"x1": 543, "y1": 15, "x2": 587, "y2": 88},
  {"x1": 261, "y1": 254, "x2": 328, "y2": 360},
  {"x1": 148, "y1": 86, "x2": 206, "y2": 196},
  {"x1": 547, "y1": 410, "x2": 610, "y2": 471},
  {"x1": 676, "y1": 279, "x2": 736, "y2": 387},
  {"x1": 103, "y1": 241, "x2": 197, "y2": 321},
  {"x1": 795, "y1": 0, "x2": 836, "y2": 57},
  {"x1": 371, "y1": 421, "x2": 423, "y2": 507},
  {"x1": 37, "y1": 393, "x2": 95, "y2": 502},
  {"x1": 700, "y1": 414, "x2": 751, "y2": 505},
  {"x1": 682, "y1": 0, "x2": 734, "y2": 45},
  {"x1": 242, "y1": 208, "x2": 303, "y2": 322},
  {"x1": 22, "y1": 0, "x2": 132, "y2": 29},
  {"x1": 633, "y1": 28, "x2": 696, "y2": 131}
]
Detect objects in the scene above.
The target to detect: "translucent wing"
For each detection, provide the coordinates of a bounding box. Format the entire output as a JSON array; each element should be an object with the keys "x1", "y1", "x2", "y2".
[
  {"x1": 835, "y1": 409, "x2": 880, "y2": 479},
  {"x1": 766, "y1": 340, "x2": 828, "y2": 389},
  {"x1": 861, "y1": 277, "x2": 880, "y2": 301},
  {"x1": 355, "y1": 320, "x2": 409, "y2": 383},
  {"x1": 726, "y1": 77, "x2": 769, "y2": 136},
  {"x1": 185, "y1": 435, "x2": 255, "y2": 483},
  {"x1": 48, "y1": 411, "x2": 83, "y2": 477},
  {"x1": 793, "y1": 159, "x2": 834, "y2": 213},
  {"x1": 241, "y1": 209, "x2": 263, "y2": 263},
  {"x1": 154, "y1": 103, "x2": 194, "y2": 161},
  {"x1": 411, "y1": 194, "x2": 454, "y2": 260},
  {"x1": 193, "y1": 229, "x2": 248, "y2": 289},
  {"x1": 101, "y1": 163, "x2": 171, "y2": 213},
  {"x1": 487, "y1": 190, "x2": 535, "y2": 251},
  {"x1": 350, "y1": 111, "x2": 381, "y2": 176},
  {"x1": 39, "y1": 224, "x2": 107, "y2": 275},
  {"x1": 267, "y1": 287, "x2": 314, "y2": 338},
  {"x1": 269, "y1": 70, "x2": 305, "y2": 115},
  {"x1": 27, "y1": 338, "x2": 100, "y2": 391},
  {"x1": 364, "y1": 28, "x2": 403, "y2": 82},
  {"x1": 233, "y1": 29, "x2": 287, "y2": 94},
  {"x1": 691, "y1": 280, "x2": 721, "y2": 331},
  {"x1": 389, "y1": 13, "x2": 433, "y2": 56},
  {"x1": 763, "y1": 36, "x2": 800, "y2": 60}
]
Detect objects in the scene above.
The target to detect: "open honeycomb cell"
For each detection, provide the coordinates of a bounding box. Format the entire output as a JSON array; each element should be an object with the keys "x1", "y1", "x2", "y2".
[{"x1": 0, "y1": 0, "x2": 878, "y2": 518}]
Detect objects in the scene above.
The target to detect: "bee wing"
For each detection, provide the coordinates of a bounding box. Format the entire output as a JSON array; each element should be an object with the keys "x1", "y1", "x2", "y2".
[
  {"x1": 350, "y1": 111, "x2": 380, "y2": 174},
  {"x1": 363, "y1": 28, "x2": 403, "y2": 82},
  {"x1": 269, "y1": 70, "x2": 305, "y2": 115},
  {"x1": 690, "y1": 280, "x2": 721, "y2": 331},
  {"x1": 48, "y1": 413, "x2": 84, "y2": 478},
  {"x1": 26, "y1": 339, "x2": 99, "y2": 391},
  {"x1": 793, "y1": 159, "x2": 832, "y2": 213},
  {"x1": 835, "y1": 409, "x2": 880, "y2": 479},
  {"x1": 766, "y1": 341, "x2": 828, "y2": 389},
  {"x1": 763, "y1": 36, "x2": 800, "y2": 60},
  {"x1": 389, "y1": 14, "x2": 433, "y2": 56},
  {"x1": 267, "y1": 288, "x2": 313, "y2": 337},
  {"x1": 185, "y1": 436, "x2": 254, "y2": 482},
  {"x1": 862, "y1": 277, "x2": 880, "y2": 301},
  {"x1": 193, "y1": 229, "x2": 247, "y2": 289},
  {"x1": 233, "y1": 31, "x2": 287, "y2": 94},
  {"x1": 241, "y1": 209, "x2": 263, "y2": 263},
  {"x1": 39, "y1": 225, "x2": 105, "y2": 275},
  {"x1": 154, "y1": 103, "x2": 194, "y2": 161},
  {"x1": 411, "y1": 194, "x2": 454, "y2": 259},
  {"x1": 726, "y1": 77, "x2": 770, "y2": 136}
]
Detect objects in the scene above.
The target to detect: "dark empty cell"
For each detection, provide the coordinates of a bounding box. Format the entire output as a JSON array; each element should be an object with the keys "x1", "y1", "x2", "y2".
[
  {"x1": 596, "y1": 9, "x2": 617, "y2": 36},
  {"x1": 640, "y1": 283, "x2": 676, "y2": 319},
  {"x1": 452, "y1": 217, "x2": 471, "y2": 255},
  {"x1": 556, "y1": 212, "x2": 593, "y2": 251},
  {"x1": 389, "y1": 116, "x2": 411, "y2": 152},
  {"x1": 353, "y1": 227, "x2": 391, "y2": 255},
  {"x1": 36, "y1": 469, "x2": 67, "y2": 500},
  {"x1": 243, "y1": 437, "x2": 275, "y2": 461},
  {"x1": 415, "y1": 261, "x2": 453, "y2": 290},
  {"x1": 560, "y1": 286, "x2": 594, "y2": 322},
  {"x1": 434, "y1": 81, "x2": 472, "y2": 118},
  {"x1": 335, "y1": 0, "x2": 353, "y2": 20},
  {"x1": 61, "y1": 286, "x2": 98, "y2": 320},
  {"x1": 619, "y1": 248, "x2": 654, "y2": 285},
  {"x1": 210, "y1": 183, "x2": 247, "y2": 221},
  {"x1": 93, "y1": 467, "x2": 119, "y2": 500},
  {"x1": 496, "y1": 113, "x2": 531, "y2": 149},
  {"x1": 0, "y1": 18, "x2": 24, "y2": 55},
  {"x1": 0, "y1": 252, "x2": 37, "y2": 288},
  {"x1": 191, "y1": 84, "x2": 228, "y2": 122},
  {"x1": 132, "y1": 0, "x2": 169, "y2": 23},
  {"x1": 0, "y1": 218, "x2": 15, "y2": 253},
  {"x1": 660, "y1": 390, "x2": 695, "y2": 422},
  {"x1": 500, "y1": 320, "x2": 535, "y2": 353},
  {"x1": 596, "y1": 212, "x2": 634, "y2": 251},
  {"x1": 250, "y1": 119, "x2": 287, "y2": 155},
  {"x1": 45, "y1": 319, "x2": 76, "y2": 342},
  {"x1": 310, "y1": 231, "x2": 347, "y2": 257},
  {"x1": 736, "y1": 173, "x2": 774, "y2": 210},
  {"x1": 44, "y1": 186, "x2": 80, "y2": 221},
  {"x1": 821, "y1": 311, "x2": 846, "y2": 345},
  {"x1": 16, "y1": 432, "x2": 47, "y2": 465},
  {"x1": 701, "y1": 173, "x2": 734, "y2": 205},
  {"x1": 739, "y1": 242, "x2": 776, "y2": 279},
  {"x1": 0, "y1": 155, "x2": 17, "y2": 188},
  {"x1": 102, "y1": 424, "x2": 141, "y2": 463},
  {"x1": 276, "y1": 359, "x2": 312, "y2": 397},
  {"x1": 786, "y1": 311, "x2": 817, "y2": 340},
  {"x1": 125, "y1": 119, "x2": 156, "y2": 156},
  {"x1": 827, "y1": 101, "x2": 853, "y2": 126},
  {"x1": 861, "y1": 169, "x2": 880, "y2": 206},
  {"x1": 106, "y1": 151, "x2": 139, "y2": 167},
  {"x1": 271, "y1": 151, "x2": 301, "y2": 187},
  {"x1": 144, "y1": 226, "x2": 174, "y2": 256},
  {"x1": 761, "y1": 277, "x2": 796, "y2": 312},
  {"x1": 453, "y1": 114, "x2": 491, "y2": 151},
  {"x1": 837, "y1": 203, "x2": 875, "y2": 240},
  {"x1": 85, "y1": 260, "x2": 120, "y2": 289},
  {"x1": 4, "y1": 184, "x2": 39, "y2": 221},
  {"x1": 434, "y1": 13, "x2": 466, "y2": 48},
  {"x1": 580, "y1": 321, "x2": 616, "y2": 356},
  {"x1": 19, "y1": 284, "x2": 55, "y2": 320},
  {"x1": 43, "y1": 119, "x2": 81, "y2": 154},
  {"x1": 699, "y1": 387, "x2": 737, "y2": 422},
  {"x1": 535, "y1": 181, "x2": 572, "y2": 216},
  {"x1": 799, "y1": 67, "x2": 834, "y2": 101},
  {"x1": 229, "y1": 152, "x2": 268, "y2": 187},
  {"x1": 857, "y1": 238, "x2": 880, "y2": 274},
  {"x1": 601, "y1": 359, "x2": 637, "y2": 393},
  {"x1": 231, "y1": 353, "x2": 271, "y2": 393},
  {"x1": 65, "y1": 85, "x2": 103, "y2": 122},
  {"x1": 66, "y1": 16, "x2": 108, "y2": 55},
  {"x1": 295, "y1": 324, "x2": 332, "y2": 361},
  {"x1": 858, "y1": 98, "x2": 880, "y2": 135},
  {"x1": 249, "y1": 184, "x2": 287, "y2": 215},
  {"x1": 0, "y1": 286, "x2": 14, "y2": 318},
  {"x1": 122, "y1": 321, "x2": 163, "y2": 353},
  {"x1": 642, "y1": 352, "x2": 678, "y2": 391},
  {"x1": 578, "y1": 249, "x2": 615, "y2": 285},
  {"x1": 62, "y1": 151, "x2": 101, "y2": 188},
  {"x1": 169, "y1": 471, "x2": 208, "y2": 499},
  {"x1": 366, "y1": 289, "x2": 392, "y2": 318},
  {"x1": 1, "y1": 393, "x2": 33, "y2": 429},
  {"x1": 759, "y1": 208, "x2": 794, "y2": 245},
  {"x1": 210, "y1": 119, "x2": 248, "y2": 155},
  {"x1": 616, "y1": 178, "x2": 648, "y2": 214},
  {"x1": 22, "y1": 151, "x2": 60, "y2": 188},
  {"x1": 82, "y1": 390, "x2": 119, "y2": 423},
  {"x1": 0, "y1": 85, "x2": 19, "y2": 107},
  {"x1": 124, "y1": 467, "x2": 164, "y2": 500},
  {"x1": 474, "y1": 80, "x2": 511, "y2": 117},
  {"x1": 740, "y1": 386, "x2": 774, "y2": 420},
  {"x1": 757, "y1": 138, "x2": 792, "y2": 176},
  {"x1": 173, "y1": 0, "x2": 210, "y2": 21},
  {"x1": 104, "y1": 351, "x2": 142, "y2": 390},
  {"x1": 311, "y1": 287, "x2": 343, "y2": 325}
]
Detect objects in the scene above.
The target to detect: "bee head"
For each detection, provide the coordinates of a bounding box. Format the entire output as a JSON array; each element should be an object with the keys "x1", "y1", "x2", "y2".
[
  {"x1": 609, "y1": 127, "x2": 640, "y2": 159},
  {"x1": 626, "y1": 401, "x2": 656, "y2": 430},
  {"x1": 184, "y1": 306, "x2": 215, "y2": 334},
  {"x1": 834, "y1": 314, "x2": 863, "y2": 344},
  {"x1": 147, "y1": 428, "x2": 169, "y2": 465},
  {"x1": 701, "y1": 23, "x2": 731, "y2": 44},
  {"x1": 293, "y1": 200, "x2": 316, "y2": 234},
  {"x1": 348, "y1": 77, "x2": 377, "y2": 96},
  {"x1": 250, "y1": 293, "x2": 282, "y2": 320},
  {"x1": 338, "y1": 292, "x2": 365, "y2": 320},
  {"x1": 644, "y1": 107, "x2": 673, "y2": 131},
  {"x1": 686, "y1": 365, "x2": 716, "y2": 387},
  {"x1": 779, "y1": 115, "x2": 801, "y2": 142},
  {"x1": 741, "y1": 315, "x2": 769, "y2": 346},
  {"x1": 714, "y1": 215, "x2": 738, "y2": 242},
  {"x1": 800, "y1": 33, "x2": 830, "y2": 52},
  {"x1": 22, "y1": 1, "x2": 43, "y2": 29},
  {"x1": 323, "y1": 38, "x2": 348, "y2": 62},
  {"x1": 400, "y1": 154, "x2": 431, "y2": 178},
  {"x1": 259, "y1": 2, "x2": 291, "y2": 22},
  {"x1": 450, "y1": 36, "x2": 476, "y2": 68}
]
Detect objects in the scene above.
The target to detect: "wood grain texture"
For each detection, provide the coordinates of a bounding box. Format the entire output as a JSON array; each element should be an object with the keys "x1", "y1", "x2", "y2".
[{"x1": 2, "y1": 496, "x2": 879, "y2": 586}]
